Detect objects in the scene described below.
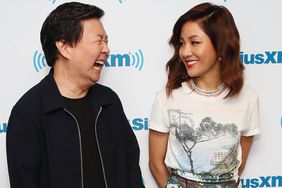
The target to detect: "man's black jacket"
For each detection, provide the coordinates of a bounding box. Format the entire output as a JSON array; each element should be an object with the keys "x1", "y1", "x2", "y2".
[{"x1": 6, "y1": 70, "x2": 144, "y2": 188}]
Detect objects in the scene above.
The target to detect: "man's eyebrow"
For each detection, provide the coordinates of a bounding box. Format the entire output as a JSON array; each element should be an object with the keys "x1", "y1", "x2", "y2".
[{"x1": 96, "y1": 34, "x2": 108, "y2": 40}]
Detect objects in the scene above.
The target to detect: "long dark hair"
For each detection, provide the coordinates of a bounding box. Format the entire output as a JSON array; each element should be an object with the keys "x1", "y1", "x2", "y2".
[{"x1": 166, "y1": 3, "x2": 244, "y2": 98}]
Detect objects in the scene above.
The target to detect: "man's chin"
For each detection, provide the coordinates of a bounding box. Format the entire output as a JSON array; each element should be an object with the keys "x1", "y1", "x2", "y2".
[{"x1": 90, "y1": 76, "x2": 100, "y2": 85}]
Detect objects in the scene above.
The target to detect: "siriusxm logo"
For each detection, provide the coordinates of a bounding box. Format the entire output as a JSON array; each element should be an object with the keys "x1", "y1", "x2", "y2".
[
  {"x1": 281, "y1": 115, "x2": 282, "y2": 128},
  {"x1": 105, "y1": 49, "x2": 144, "y2": 71},
  {"x1": 129, "y1": 117, "x2": 148, "y2": 131},
  {"x1": 240, "y1": 51, "x2": 282, "y2": 64},
  {"x1": 0, "y1": 123, "x2": 7, "y2": 133},
  {"x1": 241, "y1": 176, "x2": 282, "y2": 188},
  {"x1": 33, "y1": 49, "x2": 145, "y2": 71},
  {"x1": 33, "y1": 50, "x2": 47, "y2": 72}
]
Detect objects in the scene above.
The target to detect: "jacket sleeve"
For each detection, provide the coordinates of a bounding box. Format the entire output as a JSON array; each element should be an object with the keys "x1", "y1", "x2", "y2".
[
  {"x1": 6, "y1": 105, "x2": 41, "y2": 188},
  {"x1": 114, "y1": 94, "x2": 145, "y2": 188},
  {"x1": 125, "y1": 125, "x2": 145, "y2": 188},
  {"x1": 108, "y1": 87, "x2": 145, "y2": 187}
]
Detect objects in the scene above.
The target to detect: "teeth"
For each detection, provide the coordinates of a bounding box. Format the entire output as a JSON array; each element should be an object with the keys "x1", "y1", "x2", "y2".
[
  {"x1": 94, "y1": 66, "x2": 102, "y2": 70},
  {"x1": 93, "y1": 61, "x2": 104, "y2": 71},
  {"x1": 95, "y1": 61, "x2": 104, "y2": 65},
  {"x1": 187, "y1": 60, "x2": 198, "y2": 65}
]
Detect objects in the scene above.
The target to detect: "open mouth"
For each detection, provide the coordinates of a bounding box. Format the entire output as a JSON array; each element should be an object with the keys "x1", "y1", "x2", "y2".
[{"x1": 94, "y1": 61, "x2": 104, "y2": 70}]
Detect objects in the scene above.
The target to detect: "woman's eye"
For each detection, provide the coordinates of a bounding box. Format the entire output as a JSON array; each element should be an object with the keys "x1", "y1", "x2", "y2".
[{"x1": 192, "y1": 41, "x2": 200, "y2": 45}]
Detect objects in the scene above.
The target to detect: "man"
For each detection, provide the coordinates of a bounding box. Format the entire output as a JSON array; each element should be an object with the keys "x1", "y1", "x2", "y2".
[{"x1": 6, "y1": 2, "x2": 144, "y2": 188}]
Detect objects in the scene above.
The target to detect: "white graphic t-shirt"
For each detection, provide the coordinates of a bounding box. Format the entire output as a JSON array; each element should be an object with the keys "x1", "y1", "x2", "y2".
[{"x1": 149, "y1": 82, "x2": 260, "y2": 183}]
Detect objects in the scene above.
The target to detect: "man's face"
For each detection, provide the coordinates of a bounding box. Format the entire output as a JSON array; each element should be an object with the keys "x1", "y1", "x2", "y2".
[{"x1": 68, "y1": 18, "x2": 109, "y2": 86}]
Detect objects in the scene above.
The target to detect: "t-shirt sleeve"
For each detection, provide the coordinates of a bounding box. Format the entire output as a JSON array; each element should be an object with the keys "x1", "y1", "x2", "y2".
[
  {"x1": 149, "y1": 91, "x2": 170, "y2": 133},
  {"x1": 241, "y1": 95, "x2": 260, "y2": 136}
]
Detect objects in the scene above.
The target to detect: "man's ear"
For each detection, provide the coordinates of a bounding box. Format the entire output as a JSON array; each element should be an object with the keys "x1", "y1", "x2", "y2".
[{"x1": 55, "y1": 40, "x2": 72, "y2": 59}]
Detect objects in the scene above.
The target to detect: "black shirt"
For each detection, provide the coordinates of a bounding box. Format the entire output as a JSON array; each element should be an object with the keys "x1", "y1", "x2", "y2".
[{"x1": 64, "y1": 92, "x2": 105, "y2": 188}]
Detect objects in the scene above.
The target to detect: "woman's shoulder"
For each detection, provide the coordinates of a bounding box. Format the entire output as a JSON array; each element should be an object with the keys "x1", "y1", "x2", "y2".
[
  {"x1": 155, "y1": 85, "x2": 185, "y2": 100},
  {"x1": 236, "y1": 85, "x2": 259, "y2": 105},
  {"x1": 240, "y1": 85, "x2": 258, "y2": 98},
  {"x1": 154, "y1": 87, "x2": 168, "y2": 100}
]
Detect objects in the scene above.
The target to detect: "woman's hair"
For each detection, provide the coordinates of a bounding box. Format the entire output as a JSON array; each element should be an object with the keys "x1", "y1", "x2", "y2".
[{"x1": 166, "y1": 2, "x2": 244, "y2": 98}]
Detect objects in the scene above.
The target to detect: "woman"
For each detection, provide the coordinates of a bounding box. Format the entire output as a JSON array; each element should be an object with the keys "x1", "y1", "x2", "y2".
[{"x1": 149, "y1": 3, "x2": 260, "y2": 188}]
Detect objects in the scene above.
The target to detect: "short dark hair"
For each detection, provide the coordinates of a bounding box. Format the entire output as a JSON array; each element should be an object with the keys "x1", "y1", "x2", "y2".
[
  {"x1": 166, "y1": 2, "x2": 244, "y2": 98},
  {"x1": 40, "y1": 2, "x2": 104, "y2": 67}
]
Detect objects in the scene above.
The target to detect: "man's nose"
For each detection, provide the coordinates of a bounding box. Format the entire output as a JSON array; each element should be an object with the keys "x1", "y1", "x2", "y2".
[{"x1": 102, "y1": 43, "x2": 110, "y2": 54}]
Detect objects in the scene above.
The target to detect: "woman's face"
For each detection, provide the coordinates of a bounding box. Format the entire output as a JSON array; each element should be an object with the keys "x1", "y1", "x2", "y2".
[{"x1": 179, "y1": 21, "x2": 220, "y2": 80}]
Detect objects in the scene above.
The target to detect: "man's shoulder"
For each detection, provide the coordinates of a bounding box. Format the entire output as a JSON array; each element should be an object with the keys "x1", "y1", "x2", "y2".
[
  {"x1": 92, "y1": 83, "x2": 121, "y2": 104},
  {"x1": 94, "y1": 83, "x2": 114, "y2": 93},
  {"x1": 93, "y1": 83, "x2": 117, "y2": 98},
  {"x1": 13, "y1": 79, "x2": 45, "y2": 112}
]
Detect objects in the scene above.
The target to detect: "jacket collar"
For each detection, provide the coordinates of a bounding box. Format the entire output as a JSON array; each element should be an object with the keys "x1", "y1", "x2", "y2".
[{"x1": 40, "y1": 68, "x2": 113, "y2": 113}]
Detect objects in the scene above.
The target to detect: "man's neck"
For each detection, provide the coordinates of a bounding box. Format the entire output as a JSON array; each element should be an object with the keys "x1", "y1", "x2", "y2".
[{"x1": 53, "y1": 67, "x2": 90, "y2": 99}]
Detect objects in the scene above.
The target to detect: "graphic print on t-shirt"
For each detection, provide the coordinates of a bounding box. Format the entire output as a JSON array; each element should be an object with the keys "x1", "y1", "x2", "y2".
[{"x1": 168, "y1": 109, "x2": 240, "y2": 182}]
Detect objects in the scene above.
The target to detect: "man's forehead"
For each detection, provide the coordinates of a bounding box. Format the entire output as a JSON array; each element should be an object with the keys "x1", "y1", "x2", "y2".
[{"x1": 81, "y1": 19, "x2": 107, "y2": 38}]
